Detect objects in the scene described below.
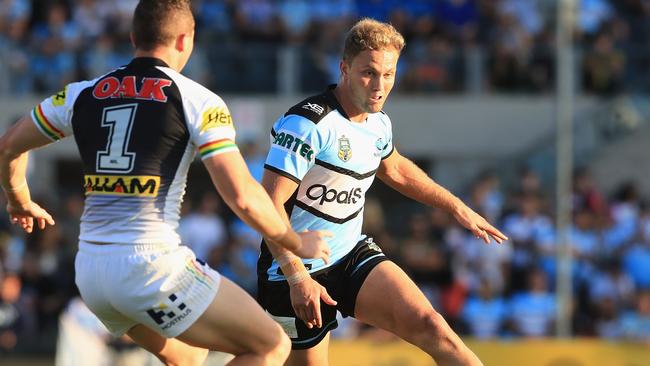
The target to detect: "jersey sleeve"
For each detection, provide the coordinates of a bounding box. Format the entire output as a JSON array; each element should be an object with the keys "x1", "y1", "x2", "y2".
[
  {"x1": 264, "y1": 115, "x2": 324, "y2": 183},
  {"x1": 380, "y1": 113, "x2": 394, "y2": 159},
  {"x1": 187, "y1": 95, "x2": 238, "y2": 160},
  {"x1": 31, "y1": 82, "x2": 88, "y2": 141}
]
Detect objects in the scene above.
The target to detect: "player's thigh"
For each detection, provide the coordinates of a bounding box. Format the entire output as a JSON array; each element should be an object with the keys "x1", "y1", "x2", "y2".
[
  {"x1": 127, "y1": 324, "x2": 208, "y2": 365},
  {"x1": 286, "y1": 333, "x2": 330, "y2": 366},
  {"x1": 354, "y1": 261, "x2": 437, "y2": 337},
  {"x1": 176, "y1": 277, "x2": 287, "y2": 355}
]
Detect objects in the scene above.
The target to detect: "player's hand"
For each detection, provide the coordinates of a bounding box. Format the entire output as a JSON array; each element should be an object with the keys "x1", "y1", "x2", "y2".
[
  {"x1": 289, "y1": 276, "x2": 337, "y2": 329},
  {"x1": 292, "y1": 230, "x2": 333, "y2": 264},
  {"x1": 6, "y1": 201, "x2": 55, "y2": 233},
  {"x1": 452, "y1": 203, "x2": 507, "y2": 244}
]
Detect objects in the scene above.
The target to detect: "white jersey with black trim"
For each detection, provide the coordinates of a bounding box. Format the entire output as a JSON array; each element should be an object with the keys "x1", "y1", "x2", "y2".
[
  {"x1": 31, "y1": 57, "x2": 238, "y2": 245},
  {"x1": 260, "y1": 85, "x2": 394, "y2": 280}
]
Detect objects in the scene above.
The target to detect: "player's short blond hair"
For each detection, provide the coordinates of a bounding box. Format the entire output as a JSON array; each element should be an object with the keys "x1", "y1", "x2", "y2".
[{"x1": 342, "y1": 18, "x2": 405, "y2": 62}]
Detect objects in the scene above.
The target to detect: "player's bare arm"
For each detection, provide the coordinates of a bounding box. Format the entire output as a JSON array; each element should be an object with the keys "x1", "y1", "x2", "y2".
[
  {"x1": 0, "y1": 115, "x2": 55, "y2": 233},
  {"x1": 261, "y1": 169, "x2": 337, "y2": 329},
  {"x1": 377, "y1": 148, "x2": 508, "y2": 244},
  {"x1": 203, "y1": 150, "x2": 332, "y2": 261}
]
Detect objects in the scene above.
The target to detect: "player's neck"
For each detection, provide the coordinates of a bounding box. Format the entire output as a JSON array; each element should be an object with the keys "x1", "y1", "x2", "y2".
[
  {"x1": 333, "y1": 85, "x2": 367, "y2": 123},
  {"x1": 134, "y1": 48, "x2": 181, "y2": 72}
]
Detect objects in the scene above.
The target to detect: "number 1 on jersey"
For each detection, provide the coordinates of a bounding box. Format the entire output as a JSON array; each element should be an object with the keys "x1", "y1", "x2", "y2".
[{"x1": 96, "y1": 104, "x2": 138, "y2": 173}]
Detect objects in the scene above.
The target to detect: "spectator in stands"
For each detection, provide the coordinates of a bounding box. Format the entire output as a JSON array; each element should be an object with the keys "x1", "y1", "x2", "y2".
[
  {"x1": 502, "y1": 193, "x2": 554, "y2": 292},
  {"x1": 508, "y1": 268, "x2": 556, "y2": 337},
  {"x1": 0, "y1": 272, "x2": 21, "y2": 352},
  {"x1": 0, "y1": 0, "x2": 32, "y2": 94},
  {"x1": 178, "y1": 191, "x2": 227, "y2": 263},
  {"x1": 437, "y1": 0, "x2": 479, "y2": 43},
  {"x1": 619, "y1": 290, "x2": 650, "y2": 342},
  {"x1": 589, "y1": 259, "x2": 636, "y2": 310},
  {"x1": 622, "y1": 238, "x2": 650, "y2": 290},
  {"x1": 400, "y1": 212, "x2": 451, "y2": 307},
  {"x1": 30, "y1": 2, "x2": 80, "y2": 93},
  {"x1": 460, "y1": 278, "x2": 507, "y2": 339},
  {"x1": 582, "y1": 31, "x2": 625, "y2": 95}
]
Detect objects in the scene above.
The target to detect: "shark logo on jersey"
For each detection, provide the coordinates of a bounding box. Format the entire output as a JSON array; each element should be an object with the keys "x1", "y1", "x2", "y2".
[
  {"x1": 374, "y1": 138, "x2": 386, "y2": 157},
  {"x1": 365, "y1": 237, "x2": 383, "y2": 252},
  {"x1": 338, "y1": 135, "x2": 352, "y2": 162}
]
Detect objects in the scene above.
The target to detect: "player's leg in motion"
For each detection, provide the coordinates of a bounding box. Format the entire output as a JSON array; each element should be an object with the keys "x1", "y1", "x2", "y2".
[
  {"x1": 285, "y1": 334, "x2": 331, "y2": 366},
  {"x1": 129, "y1": 278, "x2": 291, "y2": 366},
  {"x1": 355, "y1": 261, "x2": 483, "y2": 366},
  {"x1": 127, "y1": 325, "x2": 209, "y2": 366}
]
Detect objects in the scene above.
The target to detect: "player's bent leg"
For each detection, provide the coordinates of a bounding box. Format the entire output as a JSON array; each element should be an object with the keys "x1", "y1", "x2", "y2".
[
  {"x1": 127, "y1": 324, "x2": 208, "y2": 366},
  {"x1": 285, "y1": 333, "x2": 330, "y2": 366},
  {"x1": 176, "y1": 277, "x2": 291, "y2": 366},
  {"x1": 354, "y1": 261, "x2": 483, "y2": 366}
]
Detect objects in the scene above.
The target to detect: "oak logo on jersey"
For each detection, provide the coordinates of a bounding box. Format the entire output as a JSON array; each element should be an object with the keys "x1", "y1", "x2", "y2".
[
  {"x1": 51, "y1": 86, "x2": 67, "y2": 107},
  {"x1": 146, "y1": 294, "x2": 192, "y2": 331},
  {"x1": 272, "y1": 131, "x2": 314, "y2": 161},
  {"x1": 306, "y1": 184, "x2": 362, "y2": 205},
  {"x1": 92, "y1": 76, "x2": 172, "y2": 102},
  {"x1": 201, "y1": 106, "x2": 233, "y2": 132},
  {"x1": 338, "y1": 135, "x2": 352, "y2": 162},
  {"x1": 84, "y1": 175, "x2": 160, "y2": 197}
]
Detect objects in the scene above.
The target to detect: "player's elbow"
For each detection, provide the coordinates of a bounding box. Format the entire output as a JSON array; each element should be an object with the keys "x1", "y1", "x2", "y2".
[{"x1": 0, "y1": 137, "x2": 19, "y2": 165}]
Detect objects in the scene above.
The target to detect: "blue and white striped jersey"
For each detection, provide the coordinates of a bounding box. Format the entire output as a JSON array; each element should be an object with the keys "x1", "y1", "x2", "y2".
[{"x1": 259, "y1": 85, "x2": 394, "y2": 281}]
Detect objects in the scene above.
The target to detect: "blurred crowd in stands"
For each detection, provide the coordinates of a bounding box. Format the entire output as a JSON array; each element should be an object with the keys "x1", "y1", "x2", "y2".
[
  {"x1": 1, "y1": 145, "x2": 649, "y2": 356},
  {"x1": 1, "y1": 0, "x2": 650, "y2": 95}
]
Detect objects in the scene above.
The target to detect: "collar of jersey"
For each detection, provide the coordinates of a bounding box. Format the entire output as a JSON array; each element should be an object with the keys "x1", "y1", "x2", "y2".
[
  {"x1": 128, "y1": 57, "x2": 170, "y2": 69},
  {"x1": 324, "y1": 84, "x2": 352, "y2": 121}
]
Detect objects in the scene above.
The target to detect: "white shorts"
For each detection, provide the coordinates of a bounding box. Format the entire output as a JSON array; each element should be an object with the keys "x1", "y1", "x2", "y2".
[{"x1": 75, "y1": 241, "x2": 221, "y2": 338}]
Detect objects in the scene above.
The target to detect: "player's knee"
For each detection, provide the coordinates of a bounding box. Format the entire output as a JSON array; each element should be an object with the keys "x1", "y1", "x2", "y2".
[
  {"x1": 262, "y1": 324, "x2": 291, "y2": 365},
  {"x1": 413, "y1": 310, "x2": 460, "y2": 354}
]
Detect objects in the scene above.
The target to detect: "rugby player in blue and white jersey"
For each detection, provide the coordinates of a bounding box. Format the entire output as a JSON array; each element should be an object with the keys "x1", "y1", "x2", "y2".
[
  {"x1": 0, "y1": 1, "x2": 332, "y2": 365},
  {"x1": 257, "y1": 18, "x2": 508, "y2": 366}
]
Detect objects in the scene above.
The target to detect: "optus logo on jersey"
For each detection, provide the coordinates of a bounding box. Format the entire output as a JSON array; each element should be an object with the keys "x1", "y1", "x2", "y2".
[
  {"x1": 273, "y1": 131, "x2": 314, "y2": 161},
  {"x1": 84, "y1": 175, "x2": 160, "y2": 197},
  {"x1": 306, "y1": 184, "x2": 362, "y2": 205}
]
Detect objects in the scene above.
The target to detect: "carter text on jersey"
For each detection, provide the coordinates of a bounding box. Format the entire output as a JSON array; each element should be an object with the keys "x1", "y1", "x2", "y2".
[{"x1": 272, "y1": 131, "x2": 314, "y2": 161}]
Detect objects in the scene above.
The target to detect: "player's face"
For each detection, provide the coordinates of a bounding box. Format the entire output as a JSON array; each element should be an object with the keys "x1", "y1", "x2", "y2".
[{"x1": 342, "y1": 48, "x2": 399, "y2": 115}]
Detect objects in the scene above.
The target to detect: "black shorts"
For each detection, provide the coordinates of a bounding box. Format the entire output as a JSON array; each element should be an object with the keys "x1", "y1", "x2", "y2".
[{"x1": 257, "y1": 237, "x2": 389, "y2": 349}]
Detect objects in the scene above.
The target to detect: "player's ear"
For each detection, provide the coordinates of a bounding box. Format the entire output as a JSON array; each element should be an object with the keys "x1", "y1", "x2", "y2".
[
  {"x1": 175, "y1": 33, "x2": 186, "y2": 52},
  {"x1": 129, "y1": 32, "x2": 136, "y2": 49},
  {"x1": 339, "y1": 60, "x2": 348, "y2": 79},
  {"x1": 176, "y1": 31, "x2": 194, "y2": 53}
]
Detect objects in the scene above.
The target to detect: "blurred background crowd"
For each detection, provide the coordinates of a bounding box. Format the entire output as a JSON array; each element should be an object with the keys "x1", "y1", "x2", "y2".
[
  {"x1": 1, "y1": 0, "x2": 650, "y2": 95},
  {"x1": 1, "y1": 0, "x2": 650, "y2": 361}
]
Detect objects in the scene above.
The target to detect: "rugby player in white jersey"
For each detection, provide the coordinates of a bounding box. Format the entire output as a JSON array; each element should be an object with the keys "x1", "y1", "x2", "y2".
[
  {"x1": 0, "y1": 1, "x2": 332, "y2": 365},
  {"x1": 257, "y1": 18, "x2": 508, "y2": 366}
]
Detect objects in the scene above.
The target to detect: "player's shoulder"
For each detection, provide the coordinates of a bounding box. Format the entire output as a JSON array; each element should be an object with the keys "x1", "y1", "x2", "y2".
[
  {"x1": 284, "y1": 90, "x2": 337, "y2": 125},
  {"x1": 157, "y1": 67, "x2": 224, "y2": 105}
]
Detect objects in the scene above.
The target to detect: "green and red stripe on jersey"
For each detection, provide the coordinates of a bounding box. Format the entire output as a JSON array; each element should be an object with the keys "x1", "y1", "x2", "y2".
[
  {"x1": 198, "y1": 139, "x2": 237, "y2": 158},
  {"x1": 32, "y1": 104, "x2": 65, "y2": 140}
]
